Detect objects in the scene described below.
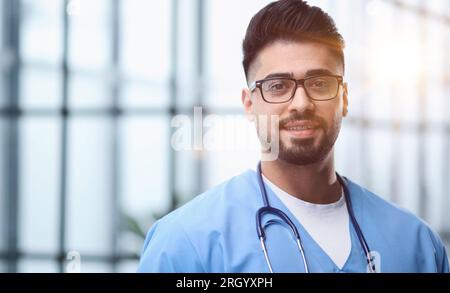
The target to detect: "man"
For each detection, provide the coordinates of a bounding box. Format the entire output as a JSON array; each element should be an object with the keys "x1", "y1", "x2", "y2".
[{"x1": 138, "y1": 0, "x2": 449, "y2": 273}]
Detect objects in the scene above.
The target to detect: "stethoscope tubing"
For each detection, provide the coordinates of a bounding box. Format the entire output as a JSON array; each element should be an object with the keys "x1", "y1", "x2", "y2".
[{"x1": 256, "y1": 162, "x2": 375, "y2": 273}]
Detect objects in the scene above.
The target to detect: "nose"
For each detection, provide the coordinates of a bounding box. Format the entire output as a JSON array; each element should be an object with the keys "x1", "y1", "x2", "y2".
[{"x1": 287, "y1": 85, "x2": 315, "y2": 113}]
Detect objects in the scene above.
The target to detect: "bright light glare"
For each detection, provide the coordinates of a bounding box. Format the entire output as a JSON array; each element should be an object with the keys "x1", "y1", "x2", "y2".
[{"x1": 368, "y1": 33, "x2": 422, "y2": 84}]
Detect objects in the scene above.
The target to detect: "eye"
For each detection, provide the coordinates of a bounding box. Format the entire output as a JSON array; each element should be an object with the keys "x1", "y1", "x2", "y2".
[
  {"x1": 265, "y1": 80, "x2": 291, "y2": 92},
  {"x1": 269, "y1": 82, "x2": 287, "y2": 91},
  {"x1": 310, "y1": 79, "x2": 328, "y2": 88}
]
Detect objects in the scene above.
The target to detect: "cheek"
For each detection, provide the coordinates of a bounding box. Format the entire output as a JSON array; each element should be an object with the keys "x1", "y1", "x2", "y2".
[
  {"x1": 253, "y1": 104, "x2": 285, "y2": 137},
  {"x1": 318, "y1": 102, "x2": 342, "y2": 130},
  {"x1": 253, "y1": 102, "x2": 286, "y2": 117},
  {"x1": 330, "y1": 105, "x2": 344, "y2": 131}
]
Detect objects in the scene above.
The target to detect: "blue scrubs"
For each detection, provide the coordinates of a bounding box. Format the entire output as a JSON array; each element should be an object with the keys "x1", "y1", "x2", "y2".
[{"x1": 138, "y1": 170, "x2": 449, "y2": 273}]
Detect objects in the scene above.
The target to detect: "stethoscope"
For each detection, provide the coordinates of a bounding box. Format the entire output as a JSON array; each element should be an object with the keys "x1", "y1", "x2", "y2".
[{"x1": 256, "y1": 162, "x2": 376, "y2": 273}]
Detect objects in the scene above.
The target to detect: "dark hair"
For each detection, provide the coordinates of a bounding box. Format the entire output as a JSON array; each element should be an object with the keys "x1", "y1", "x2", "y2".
[{"x1": 242, "y1": 0, "x2": 345, "y2": 81}]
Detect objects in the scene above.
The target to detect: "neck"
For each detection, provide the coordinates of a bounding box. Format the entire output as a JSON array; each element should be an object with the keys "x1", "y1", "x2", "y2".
[{"x1": 261, "y1": 151, "x2": 341, "y2": 204}]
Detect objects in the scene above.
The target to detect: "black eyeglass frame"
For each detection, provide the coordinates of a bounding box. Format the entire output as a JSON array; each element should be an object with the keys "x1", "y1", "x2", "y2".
[{"x1": 249, "y1": 75, "x2": 344, "y2": 104}]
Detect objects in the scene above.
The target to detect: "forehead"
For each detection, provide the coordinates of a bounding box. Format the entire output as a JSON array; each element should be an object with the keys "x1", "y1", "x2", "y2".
[{"x1": 250, "y1": 40, "x2": 343, "y2": 81}]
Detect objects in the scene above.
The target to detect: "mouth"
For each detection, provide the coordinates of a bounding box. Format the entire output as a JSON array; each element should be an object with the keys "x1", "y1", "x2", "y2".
[{"x1": 281, "y1": 121, "x2": 320, "y2": 139}]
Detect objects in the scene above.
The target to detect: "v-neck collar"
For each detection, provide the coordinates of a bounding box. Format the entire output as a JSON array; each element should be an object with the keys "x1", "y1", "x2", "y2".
[{"x1": 252, "y1": 170, "x2": 369, "y2": 272}]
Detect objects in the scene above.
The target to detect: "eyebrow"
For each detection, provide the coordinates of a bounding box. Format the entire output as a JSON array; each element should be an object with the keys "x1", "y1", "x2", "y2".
[
  {"x1": 264, "y1": 72, "x2": 293, "y2": 79},
  {"x1": 263, "y1": 69, "x2": 335, "y2": 80}
]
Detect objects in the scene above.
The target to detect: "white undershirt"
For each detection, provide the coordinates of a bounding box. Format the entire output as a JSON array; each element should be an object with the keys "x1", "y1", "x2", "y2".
[{"x1": 263, "y1": 176, "x2": 351, "y2": 269}]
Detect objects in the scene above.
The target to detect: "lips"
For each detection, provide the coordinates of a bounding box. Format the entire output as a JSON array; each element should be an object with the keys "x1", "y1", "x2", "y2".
[
  {"x1": 281, "y1": 120, "x2": 320, "y2": 139},
  {"x1": 282, "y1": 120, "x2": 319, "y2": 131}
]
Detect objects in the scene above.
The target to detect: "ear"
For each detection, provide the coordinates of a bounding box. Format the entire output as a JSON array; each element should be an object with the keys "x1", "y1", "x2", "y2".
[
  {"x1": 342, "y1": 82, "x2": 348, "y2": 117},
  {"x1": 241, "y1": 88, "x2": 255, "y2": 121}
]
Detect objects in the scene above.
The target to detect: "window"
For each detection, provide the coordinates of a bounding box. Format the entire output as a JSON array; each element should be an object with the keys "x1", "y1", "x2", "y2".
[{"x1": 0, "y1": 0, "x2": 448, "y2": 272}]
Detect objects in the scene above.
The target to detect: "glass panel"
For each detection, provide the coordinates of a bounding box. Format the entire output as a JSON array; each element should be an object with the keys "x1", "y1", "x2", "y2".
[
  {"x1": 335, "y1": 123, "x2": 365, "y2": 184},
  {"x1": 424, "y1": 131, "x2": 445, "y2": 230},
  {"x1": 120, "y1": 80, "x2": 169, "y2": 109},
  {"x1": 20, "y1": 66, "x2": 61, "y2": 109},
  {"x1": 117, "y1": 260, "x2": 139, "y2": 273},
  {"x1": 18, "y1": 259, "x2": 58, "y2": 273},
  {"x1": 443, "y1": 137, "x2": 450, "y2": 234},
  {"x1": 203, "y1": 113, "x2": 259, "y2": 189},
  {"x1": 66, "y1": 117, "x2": 113, "y2": 256},
  {"x1": 121, "y1": 0, "x2": 171, "y2": 80},
  {"x1": 175, "y1": 149, "x2": 198, "y2": 206},
  {"x1": 118, "y1": 231, "x2": 144, "y2": 260},
  {"x1": 425, "y1": 21, "x2": 445, "y2": 82},
  {"x1": 78, "y1": 261, "x2": 112, "y2": 273},
  {"x1": 425, "y1": 20, "x2": 446, "y2": 125},
  {"x1": 68, "y1": 73, "x2": 110, "y2": 109},
  {"x1": 175, "y1": 0, "x2": 197, "y2": 108},
  {"x1": 0, "y1": 69, "x2": 5, "y2": 109},
  {"x1": 397, "y1": 131, "x2": 420, "y2": 216},
  {"x1": 425, "y1": 87, "x2": 446, "y2": 126},
  {"x1": 336, "y1": 0, "x2": 366, "y2": 120},
  {"x1": 0, "y1": 261, "x2": 6, "y2": 273},
  {"x1": 0, "y1": 68, "x2": 5, "y2": 108},
  {"x1": 425, "y1": 0, "x2": 448, "y2": 16},
  {"x1": 68, "y1": 0, "x2": 110, "y2": 71},
  {"x1": 205, "y1": 0, "x2": 272, "y2": 108},
  {"x1": 119, "y1": 116, "x2": 170, "y2": 255},
  {"x1": 0, "y1": 0, "x2": 2, "y2": 43},
  {"x1": 307, "y1": 0, "x2": 331, "y2": 11},
  {"x1": 0, "y1": 119, "x2": 7, "y2": 252},
  {"x1": 367, "y1": 128, "x2": 393, "y2": 201},
  {"x1": 0, "y1": 0, "x2": 4, "y2": 108},
  {"x1": 120, "y1": 116, "x2": 170, "y2": 217},
  {"x1": 19, "y1": 117, "x2": 60, "y2": 254},
  {"x1": 20, "y1": 0, "x2": 63, "y2": 65},
  {"x1": 367, "y1": 4, "x2": 422, "y2": 125},
  {"x1": 330, "y1": 0, "x2": 351, "y2": 31}
]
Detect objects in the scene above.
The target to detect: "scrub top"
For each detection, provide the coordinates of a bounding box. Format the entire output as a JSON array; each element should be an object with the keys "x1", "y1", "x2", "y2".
[{"x1": 138, "y1": 170, "x2": 449, "y2": 273}]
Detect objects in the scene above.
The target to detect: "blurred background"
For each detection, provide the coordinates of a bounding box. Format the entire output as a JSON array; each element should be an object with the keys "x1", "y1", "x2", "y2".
[{"x1": 0, "y1": 0, "x2": 448, "y2": 272}]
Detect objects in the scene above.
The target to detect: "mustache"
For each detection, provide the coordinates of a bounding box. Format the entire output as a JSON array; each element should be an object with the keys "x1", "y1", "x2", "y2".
[{"x1": 279, "y1": 113, "x2": 326, "y2": 129}]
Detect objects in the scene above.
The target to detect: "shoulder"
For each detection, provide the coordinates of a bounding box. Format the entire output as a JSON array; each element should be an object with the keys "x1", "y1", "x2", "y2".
[
  {"x1": 165, "y1": 169, "x2": 259, "y2": 228},
  {"x1": 138, "y1": 169, "x2": 259, "y2": 272},
  {"x1": 346, "y1": 177, "x2": 427, "y2": 227},
  {"x1": 137, "y1": 212, "x2": 204, "y2": 272},
  {"x1": 345, "y1": 177, "x2": 449, "y2": 272}
]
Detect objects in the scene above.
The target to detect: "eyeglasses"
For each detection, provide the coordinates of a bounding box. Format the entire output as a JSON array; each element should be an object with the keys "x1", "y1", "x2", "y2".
[{"x1": 249, "y1": 75, "x2": 344, "y2": 104}]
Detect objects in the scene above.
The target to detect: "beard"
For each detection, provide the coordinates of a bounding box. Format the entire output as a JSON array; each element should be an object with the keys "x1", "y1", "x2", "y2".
[{"x1": 276, "y1": 111, "x2": 342, "y2": 166}]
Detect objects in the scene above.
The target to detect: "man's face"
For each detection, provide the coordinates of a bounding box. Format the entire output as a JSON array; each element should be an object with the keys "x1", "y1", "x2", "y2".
[{"x1": 242, "y1": 40, "x2": 348, "y2": 165}]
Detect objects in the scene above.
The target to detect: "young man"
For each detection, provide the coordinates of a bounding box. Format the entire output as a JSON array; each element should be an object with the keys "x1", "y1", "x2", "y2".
[{"x1": 138, "y1": 0, "x2": 449, "y2": 273}]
